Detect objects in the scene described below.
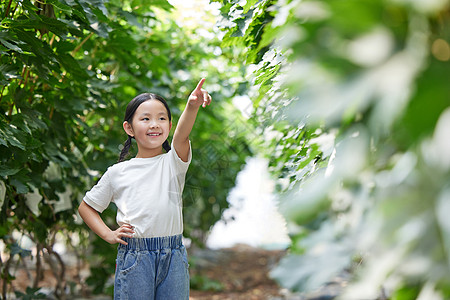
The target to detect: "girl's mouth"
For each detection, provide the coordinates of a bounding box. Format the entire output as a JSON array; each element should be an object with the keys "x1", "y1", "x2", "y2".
[{"x1": 147, "y1": 133, "x2": 161, "y2": 136}]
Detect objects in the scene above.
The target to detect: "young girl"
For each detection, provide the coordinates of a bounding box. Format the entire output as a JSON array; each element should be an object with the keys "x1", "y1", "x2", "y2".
[{"x1": 78, "y1": 78, "x2": 211, "y2": 299}]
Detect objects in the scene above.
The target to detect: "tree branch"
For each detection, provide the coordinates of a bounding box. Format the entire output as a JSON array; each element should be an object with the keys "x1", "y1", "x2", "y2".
[{"x1": 4, "y1": 0, "x2": 13, "y2": 18}]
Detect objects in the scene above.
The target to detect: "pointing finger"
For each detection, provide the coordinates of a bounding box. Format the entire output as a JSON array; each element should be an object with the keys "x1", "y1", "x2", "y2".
[{"x1": 195, "y1": 78, "x2": 206, "y2": 91}]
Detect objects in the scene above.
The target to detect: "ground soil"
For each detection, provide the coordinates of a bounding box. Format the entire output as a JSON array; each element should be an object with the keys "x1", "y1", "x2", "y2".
[{"x1": 189, "y1": 245, "x2": 287, "y2": 300}]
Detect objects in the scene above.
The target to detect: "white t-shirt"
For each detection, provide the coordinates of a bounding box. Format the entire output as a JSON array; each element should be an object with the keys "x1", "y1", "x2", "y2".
[{"x1": 83, "y1": 142, "x2": 191, "y2": 238}]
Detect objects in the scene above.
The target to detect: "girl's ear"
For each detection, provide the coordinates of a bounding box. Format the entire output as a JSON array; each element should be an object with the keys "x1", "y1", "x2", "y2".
[
  {"x1": 123, "y1": 121, "x2": 134, "y2": 137},
  {"x1": 169, "y1": 121, "x2": 172, "y2": 131}
]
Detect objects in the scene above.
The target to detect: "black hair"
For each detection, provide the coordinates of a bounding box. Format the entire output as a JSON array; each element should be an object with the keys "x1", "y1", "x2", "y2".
[{"x1": 118, "y1": 93, "x2": 172, "y2": 162}]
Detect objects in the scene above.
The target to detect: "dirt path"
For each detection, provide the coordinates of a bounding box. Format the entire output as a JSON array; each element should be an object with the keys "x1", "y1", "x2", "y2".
[
  {"x1": 189, "y1": 245, "x2": 286, "y2": 300},
  {"x1": 189, "y1": 245, "x2": 348, "y2": 300}
]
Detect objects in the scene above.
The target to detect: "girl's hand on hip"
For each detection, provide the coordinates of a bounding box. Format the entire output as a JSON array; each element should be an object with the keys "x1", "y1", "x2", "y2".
[
  {"x1": 105, "y1": 223, "x2": 134, "y2": 245},
  {"x1": 188, "y1": 78, "x2": 212, "y2": 108}
]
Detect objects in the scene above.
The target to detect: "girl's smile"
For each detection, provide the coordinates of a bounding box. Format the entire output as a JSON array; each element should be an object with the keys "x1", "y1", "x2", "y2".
[{"x1": 147, "y1": 132, "x2": 162, "y2": 136}]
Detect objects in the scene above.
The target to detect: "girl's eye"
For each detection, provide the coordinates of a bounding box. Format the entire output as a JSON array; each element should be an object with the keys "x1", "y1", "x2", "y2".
[
  {"x1": 159, "y1": 117, "x2": 166, "y2": 120},
  {"x1": 142, "y1": 118, "x2": 149, "y2": 121}
]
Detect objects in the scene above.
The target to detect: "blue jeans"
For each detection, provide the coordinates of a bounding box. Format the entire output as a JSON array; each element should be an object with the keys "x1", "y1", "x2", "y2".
[{"x1": 114, "y1": 235, "x2": 189, "y2": 299}]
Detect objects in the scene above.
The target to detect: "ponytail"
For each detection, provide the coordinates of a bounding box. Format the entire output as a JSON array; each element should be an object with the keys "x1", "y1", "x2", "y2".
[
  {"x1": 163, "y1": 140, "x2": 171, "y2": 152},
  {"x1": 118, "y1": 135, "x2": 133, "y2": 162}
]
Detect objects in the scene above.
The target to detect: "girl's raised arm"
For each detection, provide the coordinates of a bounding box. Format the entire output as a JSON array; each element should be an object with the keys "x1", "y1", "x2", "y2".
[{"x1": 173, "y1": 78, "x2": 212, "y2": 162}]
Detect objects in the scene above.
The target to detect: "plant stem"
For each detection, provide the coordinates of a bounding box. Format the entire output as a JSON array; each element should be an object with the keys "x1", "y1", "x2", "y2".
[
  {"x1": 18, "y1": 65, "x2": 27, "y2": 87},
  {"x1": 45, "y1": 245, "x2": 66, "y2": 299},
  {"x1": 49, "y1": 33, "x2": 56, "y2": 47},
  {"x1": 33, "y1": 244, "x2": 43, "y2": 288},
  {"x1": 71, "y1": 32, "x2": 94, "y2": 56},
  {"x1": 28, "y1": 74, "x2": 38, "y2": 103},
  {"x1": 0, "y1": 85, "x2": 6, "y2": 103},
  {"x1": 4, "y1": 0, "x2": 13, "y2": 18},
  {"x1": 8, "y1": 103, "x2": 14, "y2": 116},
  {"x1": 11, "y1": 2, "x2": 19, "y2": 18},
  {"x1": 24, "y1": 69, "x2": 31, "y2": 88},
  {"x1": 1, "y1": 255, "x2": 12, "y2": 300}
]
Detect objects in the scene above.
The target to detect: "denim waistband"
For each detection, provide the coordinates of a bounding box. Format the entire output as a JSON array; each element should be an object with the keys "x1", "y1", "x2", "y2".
[{"x1": 118, "y1": 234, "x2": 183, "y2": 251}]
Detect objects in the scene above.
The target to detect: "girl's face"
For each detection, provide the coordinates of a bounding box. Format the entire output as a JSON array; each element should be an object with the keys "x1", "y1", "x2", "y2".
[{"x1": 123, "y1": 99, "x2": 172, "y2": 158}]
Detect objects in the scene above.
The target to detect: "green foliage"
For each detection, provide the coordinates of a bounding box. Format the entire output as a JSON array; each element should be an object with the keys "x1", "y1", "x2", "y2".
[
  {"x1": 190, "y1": 274, "x2": 224, "y2": 292},
  {"x1": 14, "y1": 287, "x2": 46, "y2": 300},
  {"x1": 1, "y1": 0, "x2": 251, "y2": 296},
  {"x1": 218, "y1": 0, "x2": 450, "y2": 298},
  {"x1": 391, "y1": 284, "x2": 421, "y2": 300}
]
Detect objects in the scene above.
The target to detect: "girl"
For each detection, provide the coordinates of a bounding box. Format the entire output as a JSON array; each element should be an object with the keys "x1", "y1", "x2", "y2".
[{"x1": 78, "y1": 78, "x2": 212, "y2": 299}]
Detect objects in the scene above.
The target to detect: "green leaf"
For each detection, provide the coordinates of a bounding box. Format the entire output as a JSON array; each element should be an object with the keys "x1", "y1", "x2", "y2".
[
  {"x1": 396, "y1": 57, "x2": 450, "y2": 147},
  {"x1": 57, "y1": 53, "x2": 89, "y2": 79},
  {"x1": 19, "y1": 0, "x2": 40, "y2": 14},
  {"x1": 108, "y1": 29, "x2": 138, "y2": 51},
  {"x1": 9, "y1": 242, "x2": 32, "y2": 257},
  {"x1": 20, "y1": 108, "x2": 48, "y2": 130},
  {"x1": 37, "y1": 15, "x2": 71, "y2": 38},
  {"x1": 0, "y1": 165, "x2": 21, "y2": 177},
  {"x1": 7, "y1": 135, "x2": 26, "y2": 150},
  {"x1": 132, "y1": 0, "x2": 174, "y2": 11},
  {"x1": 10, "y1": 178, "x2": 29, "y2": 194},
  {"x1": 0, "y1": 63, "x2": 22, "y2": 80},
  {"x1": 242, "y1": 0, "x2": 260, "y2": 14},
  {"x1": 391, "y1": 285, "x2": 420, "y2": 300},
  {"x1": 0, "y1": 38, "x2": 23, "y2": 53},
  {"x1": 12, "y1": 28, "x2": 56, "y2": 61},
  {"x1": 46, "y1": 0, "x2": 73, "y2": 13}
]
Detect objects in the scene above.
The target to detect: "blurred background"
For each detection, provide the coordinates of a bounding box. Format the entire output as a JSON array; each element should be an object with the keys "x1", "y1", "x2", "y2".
[{"x1": 0, "y1": 0, "x2": 449, "y2": 299}]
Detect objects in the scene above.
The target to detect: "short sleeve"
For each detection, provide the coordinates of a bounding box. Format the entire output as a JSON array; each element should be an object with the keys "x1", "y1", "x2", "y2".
[
  {"x1": 83, "y1": 169, "x2": 113, "y2": 213},
  {"x1": 169, "y1": 140, "x2": 192, "y2": 173}
]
